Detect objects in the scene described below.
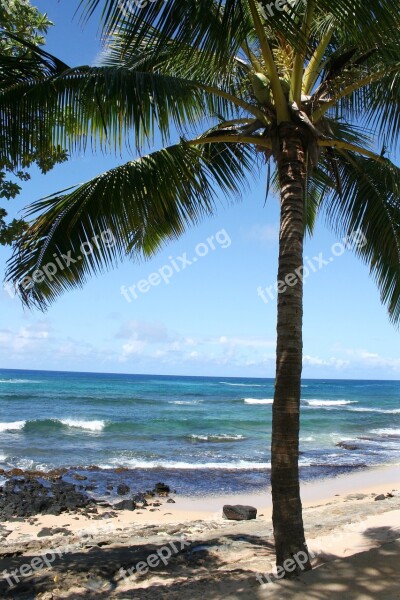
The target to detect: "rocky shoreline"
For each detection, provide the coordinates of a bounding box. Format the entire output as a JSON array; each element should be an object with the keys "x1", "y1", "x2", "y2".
[{"x1": 0, "y1": 467, "x2": 174, "y2": 520}]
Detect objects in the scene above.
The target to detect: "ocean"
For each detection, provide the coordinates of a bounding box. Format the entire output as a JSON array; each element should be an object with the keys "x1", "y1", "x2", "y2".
[{"x1": 0, "y1": 369, "x2": 399, "y2": 496}]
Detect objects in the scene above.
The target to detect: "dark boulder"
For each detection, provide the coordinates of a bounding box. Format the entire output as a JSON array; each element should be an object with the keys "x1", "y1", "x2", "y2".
[
  {"x1": 374, "y1": 494, "x2": 386, "y2": 501},
  {"x1": 154, "y1": 482, "x2": 170, "y2": 494},
  {"x1": 223, "y1": 505, "x2": 257, "y2": 520},
  {"x1": 114, "y1": 499, "x2": 136, "y2": 511}
]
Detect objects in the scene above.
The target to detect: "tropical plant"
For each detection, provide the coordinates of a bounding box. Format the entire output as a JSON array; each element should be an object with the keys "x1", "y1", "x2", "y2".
[
  {"x1": 0, "y1": 0, "x2": 67, "y2": 246},
  {"x1": 2, "y1": 0, "x2": 400, "y2": 572}
]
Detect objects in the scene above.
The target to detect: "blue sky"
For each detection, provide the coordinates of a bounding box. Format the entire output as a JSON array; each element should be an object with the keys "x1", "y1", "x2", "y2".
[{"x1": 0, "y1": 0, "x2": 399, "y2": 379}]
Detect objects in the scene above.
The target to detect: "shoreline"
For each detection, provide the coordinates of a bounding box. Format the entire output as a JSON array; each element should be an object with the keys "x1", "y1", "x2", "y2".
[
  {"x1": 0, "y1": 463, "x2": 399, "y2": 596},
  {"x1": 108, "y1": 462, "x2": 400, "y2": 522}
]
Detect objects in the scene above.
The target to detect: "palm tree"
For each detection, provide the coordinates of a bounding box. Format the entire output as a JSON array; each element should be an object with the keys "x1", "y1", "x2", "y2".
[{"x1": 2, "y1": 0, "x2": 400, "y2": 573}]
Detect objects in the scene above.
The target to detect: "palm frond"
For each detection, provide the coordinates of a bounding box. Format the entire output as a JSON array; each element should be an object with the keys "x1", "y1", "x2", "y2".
[
  {"x1": 5, "y1": 140, "x2": 259, "y2": 308},
  {"x1": 314, "y1": 46, "x2": 400, "y2": 152},
  {"x1": 321, "y1": 152, "x2": 400, "y2": 324},
  {"x1": 0, "y1": 66, "x2": 243, "y2": 167},
  {"x1": 0, "y1": 29, "x2": 69, "y2": 87},
  {"x1": 81, "y1": 0, "x2": 253, "y2": 72}
]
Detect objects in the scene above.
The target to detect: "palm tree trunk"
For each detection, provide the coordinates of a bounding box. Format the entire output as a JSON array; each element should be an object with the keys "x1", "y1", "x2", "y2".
[{"x1": 271, "y1": 122, "x2": 311, "y2": 574}]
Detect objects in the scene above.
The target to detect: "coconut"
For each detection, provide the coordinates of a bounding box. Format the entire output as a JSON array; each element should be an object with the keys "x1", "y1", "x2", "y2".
[{"x1": 250, "y1": 72, "x2": 271, "y2": 104}]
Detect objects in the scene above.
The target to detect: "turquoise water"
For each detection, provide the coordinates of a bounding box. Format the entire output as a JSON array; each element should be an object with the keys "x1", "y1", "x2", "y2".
[{"x1": 0, "y1": 369, "x2": 399, "y2": 494}]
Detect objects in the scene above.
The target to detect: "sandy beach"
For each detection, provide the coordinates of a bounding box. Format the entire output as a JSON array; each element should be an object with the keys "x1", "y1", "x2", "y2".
[{"x1": 1, "y1": 464, "x2": 400, "y2": 599}]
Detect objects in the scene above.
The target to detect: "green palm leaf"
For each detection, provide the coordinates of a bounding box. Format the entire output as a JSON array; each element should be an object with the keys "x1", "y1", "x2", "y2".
[
  {"x1": 6, "y1": 140, "x2": 258, "y2": 308},
  {"x1": 322, "y1": 153, "x2": 400, "y2": 323}
]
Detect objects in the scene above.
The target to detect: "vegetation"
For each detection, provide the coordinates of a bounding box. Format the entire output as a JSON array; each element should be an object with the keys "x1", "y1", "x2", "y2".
[
  {"x1": 0, "y1": 0, "x2": 67, "y2": 245},
  {"x1": 1, "y1": 0, "x2": 400, "y2": 572}
]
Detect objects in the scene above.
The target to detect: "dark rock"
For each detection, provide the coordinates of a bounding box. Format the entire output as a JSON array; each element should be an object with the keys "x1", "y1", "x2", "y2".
[
  {"x1": 0, "y1": 477, "x2": 90, "y2": 519},
  {"x1": 114, "y1": 499, "x2": 136, "y2": 511},
  {"x1": 8, "y1": 468, "x2": 24, "y2": 476},
  {"x1": 53, "y1": 527, "x2": 70, "y2": 535},
  {"x1": 223, "y1": 505, "x2": 257, "y2": 521},
  {"x1": 374, "y1": 494, "x2": 386, "y2": 501},
  {"x1": 154, "y1": 482, "x2": 170, "y2": 494},
  {"x1": 133, "y1": 494, "x2": 148, "y2": 507},
  {"x1": 73, "y1": 474, "x2": 87, "y2": 481},
  {"x1": 336, "y1": 442, "x2": 360, "y2": 451},
  {"x1": 37, "y1": 527, "x2": 54, "y2": 537},
  {"x1": 101, "y1": 511, "x2": 117, "y2": 519},
  {"x1": 167, "y1": 498, "x2": 176, "y2": 504},
  {"x1": 117, "y1": 484, "x2": 130, "y2": 496}
]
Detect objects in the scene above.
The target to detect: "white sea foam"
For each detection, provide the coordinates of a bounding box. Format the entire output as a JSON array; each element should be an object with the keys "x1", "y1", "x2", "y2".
[
  {"x1": 0, "y1": 379, "x2": 41, "y2": 384},
  {"x1": 168, "y1": 400, "x2": 203, "y2": 405},
  {"x1": 305, "y1": 399, "x2": 357, "y2": 407},
  {"x1": 100, "y1": 458, "x2": 271, "y2": 470},
  {"x1": 300, "y1": 436, "x2": 315, "y2": 442},
  {"x1": 220, "y1": 382, "x2": 264, "y2": 387},
  {"x1": 189, "y1": 434, "x2": 246, "y2": 442},
  {"x1": 370, "y1": 428, "x2": 400, "y2": 436},
  {"x1": 60, "y1": 419, "x2": 105, "y2": 432},
  {"x1": 0, "y1": 420, "x2": 26, "y2": 432},
  {"x1": 244, "y1": 398, "x2": 273, "y2": 404},
  {"x1": 349, "y1": 408, "x2": 400, "y2": 414}
]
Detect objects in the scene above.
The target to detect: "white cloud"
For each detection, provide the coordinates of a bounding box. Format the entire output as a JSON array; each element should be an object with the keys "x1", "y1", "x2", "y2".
[
  {"x1": 120, "y1": 340, "x2": 146, "y2": 360},
  {"x1": 219, "y1": 335, "x2": 275, "y2": 349},
  {"x1": 343, "y1": 348, "x2": 400, "y2": 372},
  {"x1": 116, "y1": 320, "x2": 171, "y2": 343},
  {"x1": 0, "y1": 323, "x2": 51, "y2": 353},
  {"x1": 303, "y1": 355, "x2": 349, "y2": 369}
]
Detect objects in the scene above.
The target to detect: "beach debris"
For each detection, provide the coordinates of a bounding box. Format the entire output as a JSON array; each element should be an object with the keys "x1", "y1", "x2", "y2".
[{"x1": 223, "y1": 505, "x2": 257, "y2": 520}]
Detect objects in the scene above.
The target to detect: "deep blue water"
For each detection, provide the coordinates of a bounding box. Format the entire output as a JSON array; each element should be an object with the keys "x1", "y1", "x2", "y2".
[{"x1": 0, "y1": 369, "x2": 399, "y2": 495}]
